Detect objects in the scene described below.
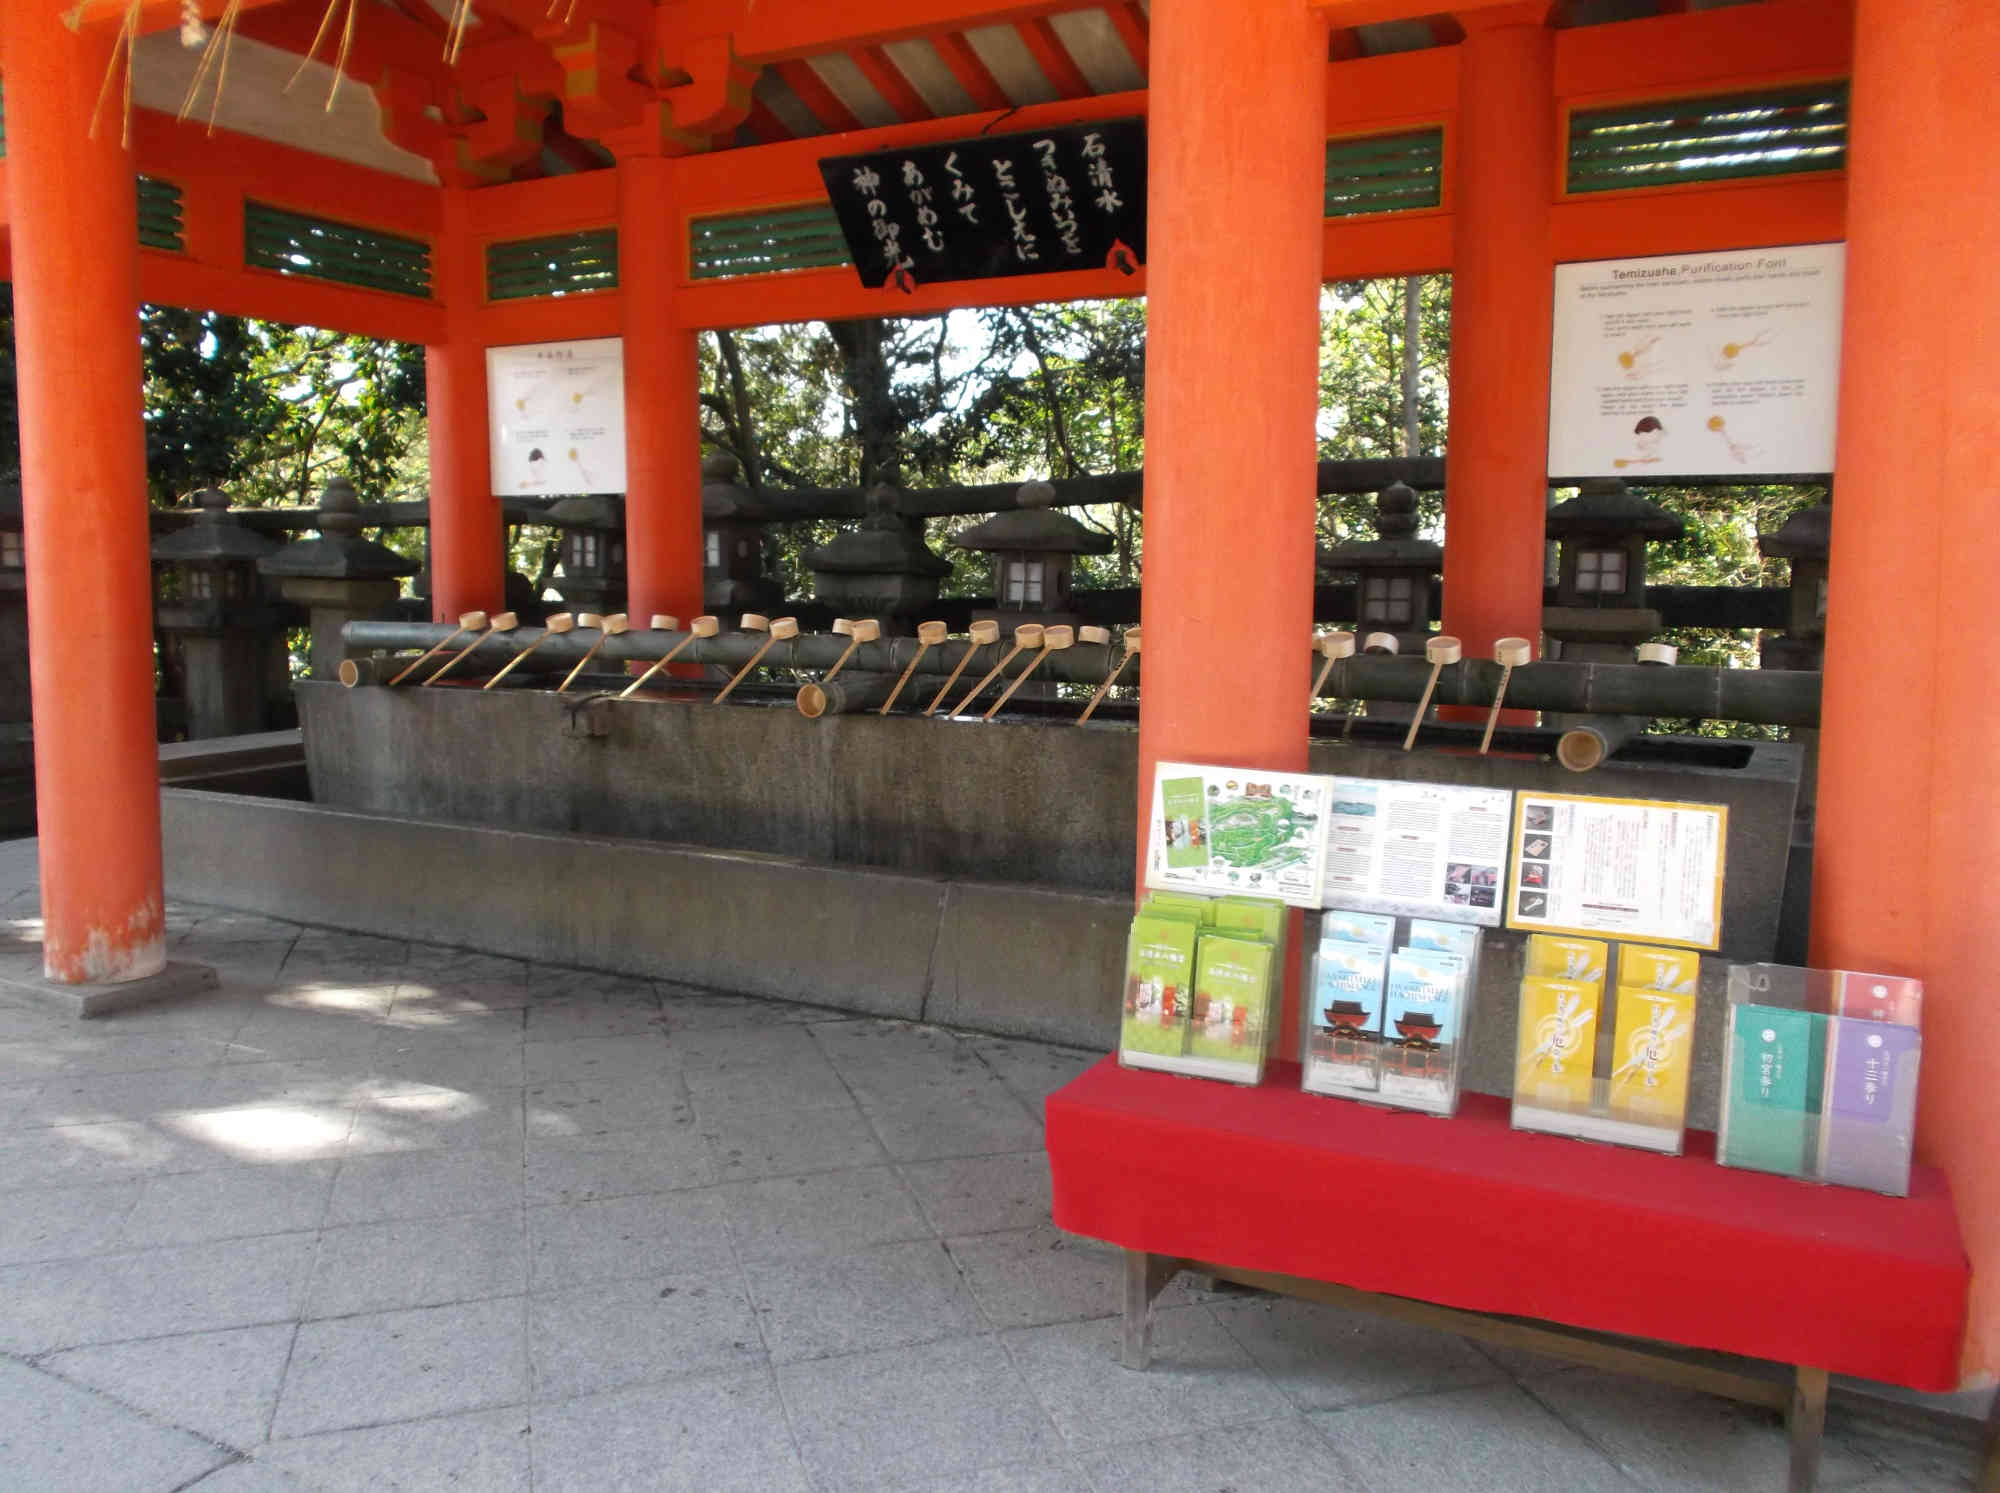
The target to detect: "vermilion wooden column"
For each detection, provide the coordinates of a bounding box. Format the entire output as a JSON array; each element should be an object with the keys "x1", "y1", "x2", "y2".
[
  {"x1": 1440, "y1": 9, "x2": 1554, "y2": 666},
  {"x1": 619, "y1": 154, "x2": 705, "y2": 626},
  {"x1": 1140, "y1": 0, "x2": 1328, "y2": 1053},
  {"x1": 4, "y1": 8, "x2": 164, "y2": 981},
  {"x1": 425, "y1": 187, "x2": 504, "y2": 621},
  {"x1": 1815, "y1": 0, "x2": 2000, "y2": 1384}
]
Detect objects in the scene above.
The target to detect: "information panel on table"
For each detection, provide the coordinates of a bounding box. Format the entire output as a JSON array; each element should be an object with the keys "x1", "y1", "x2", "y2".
[
  {"x1": 1506, "y1": 793, "x2": 1727, "y2": 950},
  {"x1": 818, "y1": 119, "x2": 1146, "y2": 289},
  {"x1": 1320, "y1": 778, "x2": 1514, "y2": 929},
  {"x1": 1547, "y1": 243, "x2": 1844, "y2": 480},
  {"x1": 1146, "y1": 762, "x2": 1331, "y2": 909},
  {"x1": 486, "y1": 338, "x2": 626, "y2": 497}
]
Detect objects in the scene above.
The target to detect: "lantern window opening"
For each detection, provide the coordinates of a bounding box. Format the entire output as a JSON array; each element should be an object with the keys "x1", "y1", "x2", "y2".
[
  {"x1": 1005, "y1": 559, "x2": 1044, "y2": 607},
  {"x1": 1575, "y1": 548, "x2": 1626, "y2": 597}
]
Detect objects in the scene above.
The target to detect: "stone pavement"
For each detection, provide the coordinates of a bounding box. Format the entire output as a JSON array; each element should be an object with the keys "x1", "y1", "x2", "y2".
[{"x1": 0, "y1": 844, "x2": 1980, "y2": 1491}]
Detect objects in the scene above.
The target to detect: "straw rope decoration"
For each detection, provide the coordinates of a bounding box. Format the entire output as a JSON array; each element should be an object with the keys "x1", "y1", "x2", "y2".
[
  {"x1": 285, "y1": 0, "x2": 363, "y2": 110},
  {"x1": 65, "y1": 0, "x2": 145, "y2": 148},
  {"x1": 178, "y1": 0, "x2": 248, "y2": 135}
]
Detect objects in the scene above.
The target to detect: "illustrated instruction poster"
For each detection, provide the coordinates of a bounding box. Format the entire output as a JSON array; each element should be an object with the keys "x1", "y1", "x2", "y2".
[
  {"x1": 1321, "y1": 778, "x2": 1514, "y2": 929},
  {"x1": 486, "y1": 338, "x2": 626, "y2": 497},
  {"x1": 1507, "y1": 793, "x2": 1728, "y2": 950},
  {"x1": 1547, "y1": 243, "x2": 1844, "y2": 478},
  {"x1": 1146, "y1": 762, "x2": 1331, "y2": 909}
]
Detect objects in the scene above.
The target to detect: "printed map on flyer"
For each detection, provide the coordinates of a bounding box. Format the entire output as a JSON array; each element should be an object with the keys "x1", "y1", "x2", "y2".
[
  {"x1": 1320, "y1": 778, "x2": 1514, "y2": 928},
  {"x1": 1507, "y1": 793, "x2": 1728, "y2": 950},
  {"x1": 1146, "y1": 762, "x2": 1330, "y2": 908}
]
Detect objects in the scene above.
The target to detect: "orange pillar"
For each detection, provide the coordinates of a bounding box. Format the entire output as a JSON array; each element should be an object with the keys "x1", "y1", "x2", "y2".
[
  {"x1": 4, "y1": 10, "x2": 164, "y2": 982},
  {"x1": 425, "y1": 187, "x2": 504, "y2": 621},
  {"x1": 619, "y1": 155, "x2": 705, "y2": 625},
  {"x1": 1814, "y1": 0, "x2": 2000, "y2": 1385},
  {"x1": 1140, "y1": 0, "x2": 1327, "y2": 1051},
  {"x1": 1439, "y1": 9, "x2": 1554, "y2": 663}
]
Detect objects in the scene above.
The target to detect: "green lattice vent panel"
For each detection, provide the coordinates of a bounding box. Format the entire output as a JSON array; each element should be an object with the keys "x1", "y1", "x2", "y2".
[
  {"x1": 244, "y1": 201, "x2": 432, "y2": 298},
  {"x1": 1568, "y1": 82, "x2": 1848, "y2": 194},
  {"x1": 487, "y1": 230, "x2": 619, "y2": 300},
  {"x1": 1324, "y1": 129, "x2": 1444, "y2": 218},
  {"x1": 690, "y1": 203, "x2": 852, "y2": 280},
  {"x1": 137, "y1": 176, "x2": 184, "y2": 253}
]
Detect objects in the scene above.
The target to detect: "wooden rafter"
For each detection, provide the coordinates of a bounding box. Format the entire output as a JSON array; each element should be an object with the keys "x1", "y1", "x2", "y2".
[
  {"x1": 932, "y1": 29, "x2": 1011, "y2": 111},
  {"x1": 852, "y1": 44, "x2": 936, "y2": 123},
  {"x1": 773, "y1": 59, "x2": 864, "y2": 134},
  {"x1": 1102, "y1": 1, "x2": 1149, "y2": 77},
  {"x1": 1016, "y1": 17, "x2": 1092, "y2": 100}
]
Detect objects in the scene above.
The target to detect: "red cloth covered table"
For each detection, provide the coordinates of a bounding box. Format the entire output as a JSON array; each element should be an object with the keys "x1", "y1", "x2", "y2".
[{"x1": 1047, "y1": 1058, "x2": 1969, "y2": 1391}]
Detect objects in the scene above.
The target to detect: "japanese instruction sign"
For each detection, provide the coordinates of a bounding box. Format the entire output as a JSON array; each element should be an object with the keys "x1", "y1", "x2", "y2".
[
  {"x1": 1548, "y1": 243, "x2": 1845, "y2": 479},
  {"x1": 1320, "y1": 778, "x2": 1514, "y2": 928},
  {"x1": 1507, "y1": 793, "x2": 1728, "y2": 950},
  {"x1": 817, "y1": 118, "x2": 1147, "y2": 288},
  {"x1": 486, "y1": 338, "x2": 626, "y2": 497}
]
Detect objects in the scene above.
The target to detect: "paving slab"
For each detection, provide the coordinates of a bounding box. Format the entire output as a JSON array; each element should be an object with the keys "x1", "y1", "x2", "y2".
[
  {"x1": 742, "y1": 1237, "x2": 985, "y2": 1363},
  {"x1": 527, "y1": 1369, "x2": 810, "y2": 1493},
  {"x1": 0, "y1": 1356, "x2": 230, "y2": 1493},
  {"x1": 270, "y1": 1296, "x2": 529, "y2": 1439},
  {"x1": 42, "y1": 1321, "x2": 298, "y2": 1450},
  {"x1": 528, "y1": 1271, "x2": 765, "y2": 1400},
  {"x1": 776, "y1": 1334, "x2": 1066, "y2": 1491}
]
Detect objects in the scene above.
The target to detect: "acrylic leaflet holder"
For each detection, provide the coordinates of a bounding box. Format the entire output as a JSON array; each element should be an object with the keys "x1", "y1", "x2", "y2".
[
  {"x1": 1118, "y1": 892, "x2": 1285, "y2": 1086},
  {"x1": 1301, "y1": 914, "x2": 1481, "y2": 1116},
  {"x1": 1510, "y1": 935, "x2": 1699, "y2": 1154},
  {"x1": 1716, "y1": 963, "x2": 1922, "y2": 1196}
]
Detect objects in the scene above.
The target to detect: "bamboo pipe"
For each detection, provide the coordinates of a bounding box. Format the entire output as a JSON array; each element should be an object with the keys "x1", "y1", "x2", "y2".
[
  {"x1": 387, "y1": 610, "x2": 486, "y2": 686},
  {"x1": 1478, "y1": 637, "x2": 1534, "y2": 755},
  {"x1": 881, "y1": 620, "x2": 949, "y2": 714},
  {"x1": 925, "y1": 620, "x2": 1001, "y2": 716},
  {"x1": 953, "y1": 624, "x2": 1043, "y2": 718},
  {"x1": 985, "y1": 625, "x2": 1074, "y2": 719},
  {"x1": 1077, "y1": 625, "x2": 1137, "y2": 724},
  {"x1": 821, "y1": 618, "x2": 881, "y2": 685},
  {"x1": 556, "y1": 613, "x2": 629, "y2": 694},
  {"x1": 1403, "y1": 635, "x2": 1462, "y2": 751},
  {"x1": 482, "y1": 612, "x2": 574, "y2": 689},
  {"x1": 714, "y1": 615, "x2": 798, "y2": 703},
  {"x1": 421, "y1": 612, "x2": 518, "y2": 686},
  {"x1": 797, "y1": 671, "x2": 900, "y2": 718},
  {"x1": 619, "y1": 615, "x2": 720, "y2": 699}
]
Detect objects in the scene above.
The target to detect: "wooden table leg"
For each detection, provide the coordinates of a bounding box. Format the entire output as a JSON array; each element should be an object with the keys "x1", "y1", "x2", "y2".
[
  {"x1": 1787, "y1": 1365, "x2": 1828, "y2": 1493},
  {"x1": 1121, "y1": 1250, "x2": 1182, "y2": 1371}
]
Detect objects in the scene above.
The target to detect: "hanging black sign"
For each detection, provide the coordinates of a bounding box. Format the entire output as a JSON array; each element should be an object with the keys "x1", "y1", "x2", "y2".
[{"x1": 817, "y1": 117, "x2": 1147, "y2": 290}]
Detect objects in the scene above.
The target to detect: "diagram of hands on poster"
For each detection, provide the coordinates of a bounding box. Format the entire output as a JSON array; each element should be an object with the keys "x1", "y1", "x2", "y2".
[
  {"x1": 487, "y1": 339, "x2": 627, "y2": 496},
  {"x1": 1549, "y1": 243, "x2": 1844, "y2": 479}
]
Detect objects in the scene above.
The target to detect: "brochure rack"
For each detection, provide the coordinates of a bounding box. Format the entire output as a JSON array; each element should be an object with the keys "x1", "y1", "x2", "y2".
[
  {"x1": 1510, "y1": 935, "x2": 1698, "y2": 1154},
  {"x1": 1718, "y1": 963, "x2": 1923, "y2": 1196},
  {"x1": 1301, "y1": 914, "x2": 1482, "y2": 1117}
]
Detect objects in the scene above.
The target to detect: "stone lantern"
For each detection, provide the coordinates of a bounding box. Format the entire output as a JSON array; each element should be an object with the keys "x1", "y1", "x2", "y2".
[
  {"x1": 807, "y1": 480, "x2": 953, "y2": 629},
  {"x1": 545, "y1": 492, "x2": 626, "y2": 614},
  {"x1": 701, "y1": 452, "x2": 781, "y2": 614},
  {"x1": 1321, "y1": 482, "x2": 1442, "y2": 656},
  {"x1": 151, "y1": 487, "x2": 282, "y2": 739},
  {"x1": 952, "y1": 479, "x2": 1113, "y2": 630},
  {"x1": 259, "y1": 478, "x2": 420, "y2": 680},
  {"x1": 1542, "y1": 478, "x2": 1685, "y2": 663},
  {"x1": 1757, "y1": 498, "x2": 1831, "y2": 672}
]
